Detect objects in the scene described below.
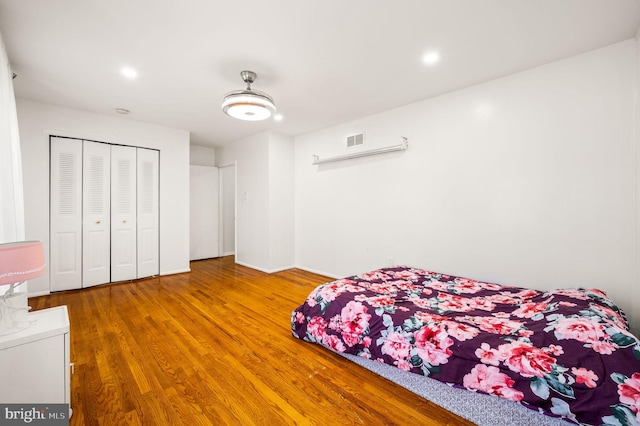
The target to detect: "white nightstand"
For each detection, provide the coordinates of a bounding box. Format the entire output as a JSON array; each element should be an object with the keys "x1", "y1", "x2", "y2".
[{"x1": 0, "y1": 305, "x2": 71, "y2": 407}]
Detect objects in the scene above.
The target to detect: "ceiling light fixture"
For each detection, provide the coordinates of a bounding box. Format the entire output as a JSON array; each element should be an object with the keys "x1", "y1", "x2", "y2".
[
  {"x1": 121, "y1": 67, "x2": 138, "y2": 79},
  {"x1": 422, "y1": 51, "x2": 440, "y2": 65},
  {"x1": 222, "y1": 70, "x2": 276, "y2": 121}
]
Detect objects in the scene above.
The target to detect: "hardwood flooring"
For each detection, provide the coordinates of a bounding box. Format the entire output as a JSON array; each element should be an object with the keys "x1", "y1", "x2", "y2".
[{"x1": 30, "y1": 256, "x2": 475, "y2": 425}]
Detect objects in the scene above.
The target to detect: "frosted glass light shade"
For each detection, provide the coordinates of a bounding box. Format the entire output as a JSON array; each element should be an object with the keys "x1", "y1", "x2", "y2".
[{"x1": 222, "y1": 91, "x2": 276, "y2": 121}]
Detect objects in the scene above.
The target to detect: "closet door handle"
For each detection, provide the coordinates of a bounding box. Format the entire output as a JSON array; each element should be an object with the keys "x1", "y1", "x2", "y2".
[
  {"x1": 96, "y1": 220, "x2": 101, "y2": 224},
  {"x1": 123, "y1": 220, "x2": 127, "y2": 223}
]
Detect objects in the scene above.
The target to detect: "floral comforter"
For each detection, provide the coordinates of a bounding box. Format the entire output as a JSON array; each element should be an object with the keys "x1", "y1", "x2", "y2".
[{"x1": 290, "y1": 266, "x2": 640, "y2": 425}]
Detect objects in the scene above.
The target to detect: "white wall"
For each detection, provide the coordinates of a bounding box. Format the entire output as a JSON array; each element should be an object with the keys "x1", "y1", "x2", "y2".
[
  {"x1": 17, "y1": 99, "x2": 191, "y2": 295},
  {"x1": 217, "y1": 131, "x2": 294, "y2": 272},
  {"x1": 220, "y1": 165, "x2": 236, "y2": 256},
  {"x1": 217, "y1": 132, "x2": 271, "y2": 269},
  {"x1": 269, "y1": 133, "x2": 295, "y2": 270},
  {"x1": 190, "y1": 144, "x2": 216, "y2": 166},
  {"x1": 295, "y1": 40, "x2": 638, "y2": 329}
]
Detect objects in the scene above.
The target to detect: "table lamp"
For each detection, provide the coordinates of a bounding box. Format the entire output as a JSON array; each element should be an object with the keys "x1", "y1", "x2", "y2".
[{"x1": 0, "y1": 241, "x2": 45, "y2": 335}]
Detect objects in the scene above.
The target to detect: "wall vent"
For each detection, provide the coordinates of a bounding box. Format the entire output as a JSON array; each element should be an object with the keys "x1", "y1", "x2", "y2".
[{"x1": 346, "y1": 133, "x2": 365, "y2": 148}]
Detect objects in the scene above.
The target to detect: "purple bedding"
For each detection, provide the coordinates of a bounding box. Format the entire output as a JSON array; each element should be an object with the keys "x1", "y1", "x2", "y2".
[{"x1": 290, "y1": 266, "x2": 640, "y2": 425}]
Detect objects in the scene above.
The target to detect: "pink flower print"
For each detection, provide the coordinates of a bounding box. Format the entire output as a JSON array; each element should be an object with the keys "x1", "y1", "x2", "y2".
[
  {"x1": 463, "y1": 364, "x2": 524, "y2": 402},
  {"x1": 475, "y1": 343, "x2": 500, "y2": 366},
  {"x1": 512, "y1": 302, "x2": 548, "y2": 318},
  {"x1": 571, "y1": 367, "x2": 598, "y2": 388},
  {"x1": 370, "y1": 282, "x2": 396, "y2": 294},
  {"x1": 396, "y1": 359, "x2": 412, "y2": 371},
  {"x1": 307, "y1": 316, "x2": 328, "y2": 340},
  {"x1": 590, "y1": 304, "x2": 627, "y2": 328},
  {"x1": 553, "y1": 289, "x2": 589, "y2": 300},
  {"x1": 322, "y1": 334, "x2": 346, "y2": 352},
  {"x1": 545, "y1": 344, "x2": 564, "y2": 356},
  {"x1": 342, "y1": 332, "x2": 360, "y2": 347},
  {"x1": 554, "y1": 317, "x2": 605, "y2": 343},
  {"x1": 452, "y1": 278, "x2": 483, "y2": 294},
  {"x1": 444, "y1": 321, "x2": 480, "y2": 341},
  {"x1": 382, "y1": 331, "x2": 412, "y2": 361},
  {"x1": 518, "y1": 329, "x2": 534, "y2": 339},
  {"x1": 591, "y1": 340, "x2": 618, "y2": 355},
  {"x1": 339, "y1": 301, "x2": 371, "y2": 336},
  {"x1": 498, "y1": 341, "x2": 556, "y2": 378},
  {"x1": 393, "y1": 280, "x2": 421, "y2": 291},
  {"x1": 414, "y1": 312, "x2": 448, "y2": 324},
  {"x1": 479, "y1": 282, "x2": 503, "y2": 291},
  {"x1": 364, "y1": 295, "x2": 395, "y2": 308},
  {"x1": 362, "y1": 336, "x2": 372, "y2": 348},
  {"x1": 437, "y1": 293, "x2": 473, "y2": 313},
  {"x1": 414, "y1": 325, "x2": 454, "y2": 366},
  {"x1": 476, "y1": 317, "x2": 522, "y2": 335},
  {"x1": 411, "y1": 298, "x2": 434, "y2": 309},
  {"x1": 514, "y1": 289, "x2": 539, "y2": 299},
  {"x1": 358, "y1": 270, "x2": 390, "y2": 281},
  {"x1": 618, "y1": 373, "x2": 640, "y2": 421},
  {"x1": 295, "y1": 311, "x2": 305, "y2": 324},
  {"x1": 487, "y1": 294, "x2": 519, "y2": 305},
  {"x1": 392, "y1": 270, "x2": 421, "y2": 280},
  {"x1": 469, "y1": 297, "x2": 496, "y2": 311},
  {"x1": 428, "y1": 281, "x2": 449, "y2": 291}
]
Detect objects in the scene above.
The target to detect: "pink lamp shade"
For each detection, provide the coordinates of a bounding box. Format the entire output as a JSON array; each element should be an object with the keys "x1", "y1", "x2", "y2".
[{"x1": 0, "y1": 241, "x2": 46, "y2": 286}]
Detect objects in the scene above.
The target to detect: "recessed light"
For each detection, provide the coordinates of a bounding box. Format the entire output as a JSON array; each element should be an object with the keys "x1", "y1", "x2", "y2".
[
  {"x1": 121, "y1": 67, "x2": 138, "y2": 79},
  {"x1": 422, "y1": 51, "x2": 440, "y2": 65},
  {"x1": 274, "y1": 114, "x2": 283, "y2": 121}
]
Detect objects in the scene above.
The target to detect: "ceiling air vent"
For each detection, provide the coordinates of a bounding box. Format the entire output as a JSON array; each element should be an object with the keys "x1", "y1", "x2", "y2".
[{"x1": 346, "y1": 133, "x2": 365, "y2": 148}]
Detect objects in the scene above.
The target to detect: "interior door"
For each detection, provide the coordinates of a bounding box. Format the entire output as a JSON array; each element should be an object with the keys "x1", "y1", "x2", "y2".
[
  {"x1": 50, "y1": 137, "x2": 82, "y2": 291},
  {"x1": 190, "y1": 165, "x2": 219, "y2": 260},
  {"x1": 111, "y1": 145, "x2": 137, "y2": 282},
  {"x1": 82, "y1": 140, "x2": 111, "y2": 287},
  {"x1": 137, "y1": 148, "x2": 159, "y2": 278}
]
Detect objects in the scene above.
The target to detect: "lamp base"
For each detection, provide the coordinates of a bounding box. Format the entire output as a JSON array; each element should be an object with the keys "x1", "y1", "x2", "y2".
[{"x1": 0, "y1": 292, "x2": 32, "y2": 336}]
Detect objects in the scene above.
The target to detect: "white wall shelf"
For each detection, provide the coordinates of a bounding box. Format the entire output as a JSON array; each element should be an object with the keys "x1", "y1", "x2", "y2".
[{"x1": 312, "y1": 137, "x2": 408, "y2": 165}]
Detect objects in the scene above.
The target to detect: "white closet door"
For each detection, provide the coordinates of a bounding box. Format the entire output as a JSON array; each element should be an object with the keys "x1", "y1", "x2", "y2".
[
  {"x1": 111, "y1": 145, "x2": 137, "y2": 282},
  {"x1": 82, "y1": 141, "x2": 111, "y2": 287},
  {"x1": 50, "y1": 137, "x2": 82, "y2": 291},
  {"x1": 137, "y1": 148, "x2": 159, "y2": 278},
  {"x1": 190, "y1": 165, "x2": 219, "y2": 260}
]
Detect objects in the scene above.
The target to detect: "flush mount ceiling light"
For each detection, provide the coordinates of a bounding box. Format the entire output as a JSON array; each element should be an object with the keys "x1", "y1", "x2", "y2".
[{"x1": 222, "y1": 70, "x2": 276, "y2": 121}]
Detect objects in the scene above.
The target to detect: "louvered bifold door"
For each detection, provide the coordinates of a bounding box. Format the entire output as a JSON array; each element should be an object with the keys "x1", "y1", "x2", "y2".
[
  {"x1": 137, "y1": 148, "x2": 159, "y2": 278},
  {"x1": 82, "y1": 140, "x2": 111, "y2": 287},
  {"x1": 50, "y1": 137, "x2": 83, "y2": 291},
  {"x1": 111, "y1": 145, "x2": 137, "y2": 282}
]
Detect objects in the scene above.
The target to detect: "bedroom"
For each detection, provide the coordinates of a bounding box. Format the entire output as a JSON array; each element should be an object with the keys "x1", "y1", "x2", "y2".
[{"x1": 1, "y1": 1, "x2": 640, "y2": 425}]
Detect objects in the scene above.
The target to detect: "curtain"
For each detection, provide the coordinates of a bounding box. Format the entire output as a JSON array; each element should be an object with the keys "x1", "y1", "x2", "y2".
[{"x1": 0, "y1": 27, "x2": 24, "y2": 244}]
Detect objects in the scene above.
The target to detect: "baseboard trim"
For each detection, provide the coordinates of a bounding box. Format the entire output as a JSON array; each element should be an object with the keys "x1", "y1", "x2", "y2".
[
  {"x1": 27, "y1": 290, "x2": 51, "y2": 298},
  {"x1": 234, "y1": 261, "x2": 297, "y2": 275},
  {"x1": 160, "y1": 268, "x2": 191, "y2": 276},
  {"x1": 293, "y1": 265, "x2": 341, "y2": 280}
]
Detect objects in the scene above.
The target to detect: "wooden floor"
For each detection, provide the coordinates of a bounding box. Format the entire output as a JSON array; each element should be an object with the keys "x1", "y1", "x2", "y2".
[{"x1": 30, "y1": 257, "x2": 475, "y2": 426}]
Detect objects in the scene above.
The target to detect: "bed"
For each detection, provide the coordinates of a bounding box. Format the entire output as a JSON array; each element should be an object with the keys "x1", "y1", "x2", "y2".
[{"x1": 290, "y1": 266, "x2": 640, "y2": 425}]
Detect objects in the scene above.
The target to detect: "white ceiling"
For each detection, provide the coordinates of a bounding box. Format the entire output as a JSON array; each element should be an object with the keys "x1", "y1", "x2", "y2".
[{"x1": 1, "y1": 1, "x2": 639, "y2": 148}]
